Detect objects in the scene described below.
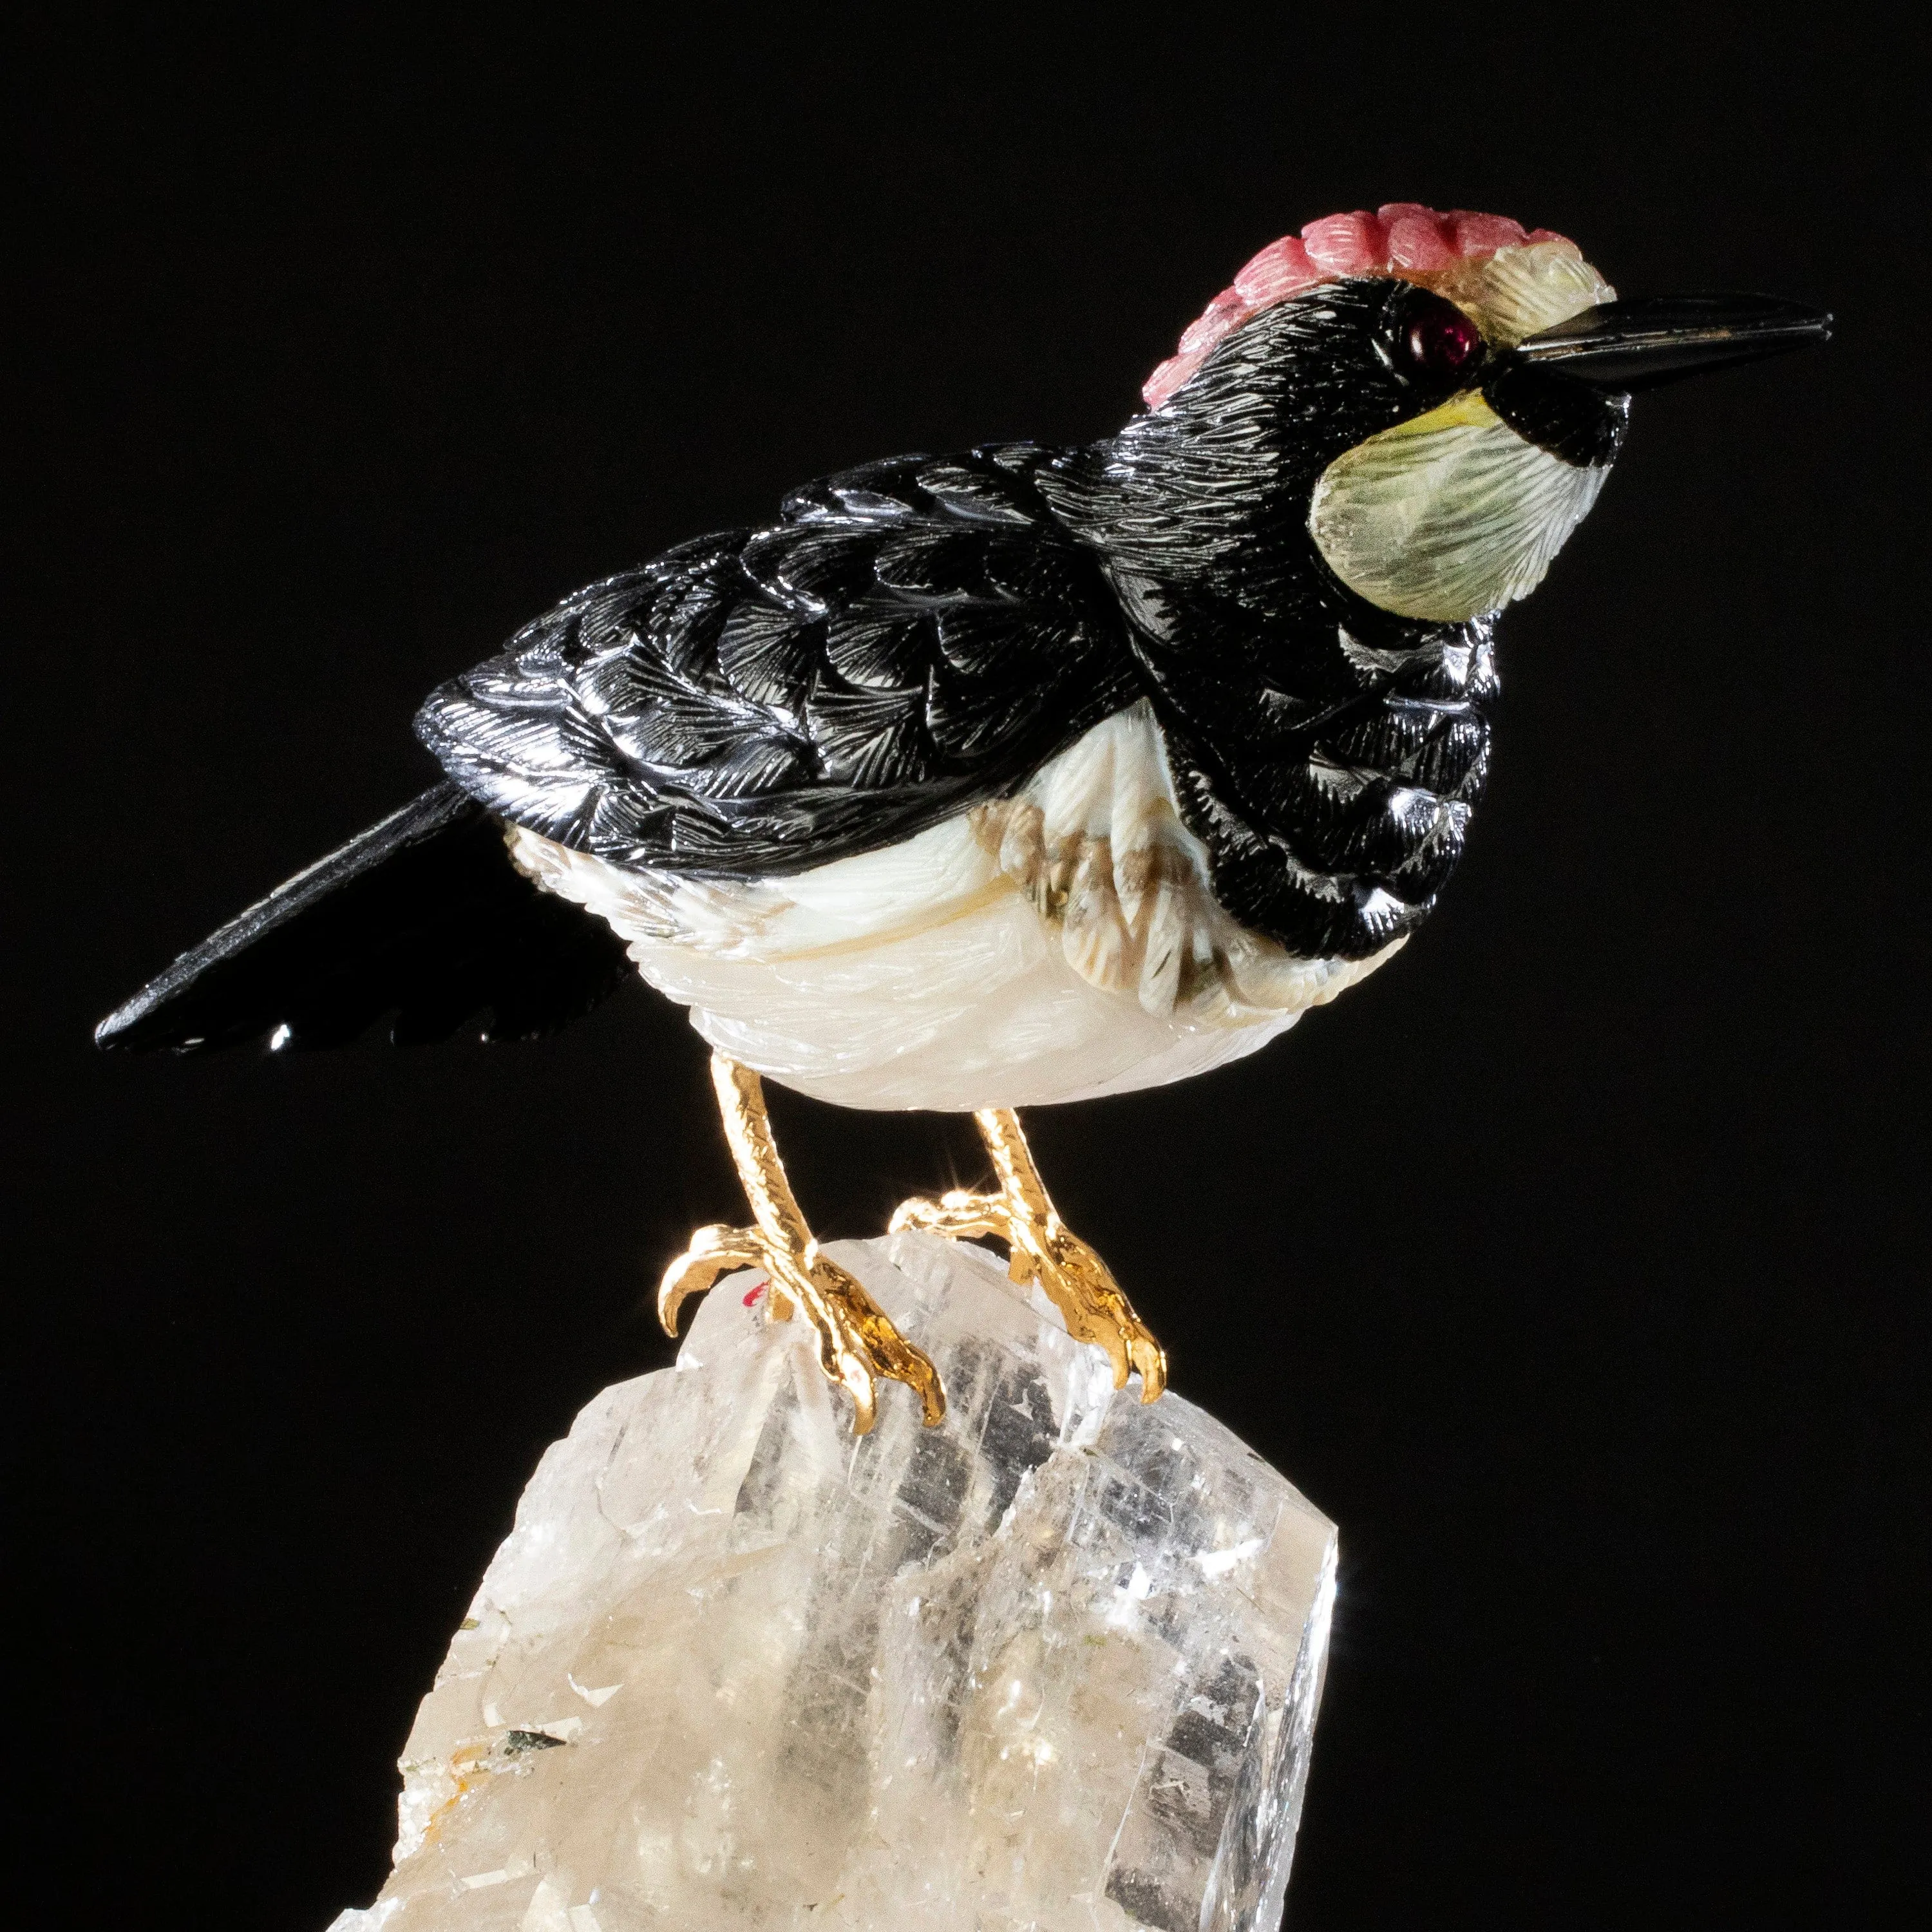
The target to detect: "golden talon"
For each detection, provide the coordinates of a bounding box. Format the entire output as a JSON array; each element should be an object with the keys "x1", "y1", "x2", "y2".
[
  {"x1": 893, "y1": 1109, "x2": 1168, "y2": 1403},
  {"x1": 659, "y1": 1057, "x2": 945, "y2": 1434},
  {"x1": 657, "y1": 1223, "x2": 772, "y2": 1335}
]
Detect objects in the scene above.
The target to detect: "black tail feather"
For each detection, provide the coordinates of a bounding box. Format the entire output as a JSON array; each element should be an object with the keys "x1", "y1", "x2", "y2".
[{"x1": 96, "y1": 784, "x2": 633, "y2": 1054}]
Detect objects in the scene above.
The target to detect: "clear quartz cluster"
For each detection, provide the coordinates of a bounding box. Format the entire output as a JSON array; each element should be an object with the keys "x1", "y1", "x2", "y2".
[{"x1": 328, "y1": 1231, "x2": 1337, "y2": 1932}]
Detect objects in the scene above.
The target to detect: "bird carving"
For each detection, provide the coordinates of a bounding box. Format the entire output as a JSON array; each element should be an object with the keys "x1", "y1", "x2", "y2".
[{"x1": 99, "y1": 205, "x2": 1830, "y2": 1432}]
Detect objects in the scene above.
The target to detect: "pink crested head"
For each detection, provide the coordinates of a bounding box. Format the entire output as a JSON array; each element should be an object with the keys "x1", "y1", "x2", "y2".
[{"x1": 1142, "y1": 204, "x2": 1577, "y2": 410}]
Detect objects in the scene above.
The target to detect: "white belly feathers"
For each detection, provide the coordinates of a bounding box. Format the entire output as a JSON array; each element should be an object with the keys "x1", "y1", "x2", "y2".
[{"x1": 507, "y1": 701, "x2": 1401, "y2": 1110}]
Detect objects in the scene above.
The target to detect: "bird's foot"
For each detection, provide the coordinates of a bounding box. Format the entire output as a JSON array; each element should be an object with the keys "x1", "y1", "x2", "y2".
[
  {"x1": 891, "y1": 1109, "x2": 1167, "y2": 1402},
  {"x1": 658, "y1": 1056, "x2": 944, "y2": 1435},
  {"x1": 658, "y1": 1224, "x2": 944, "y2": 1435}
]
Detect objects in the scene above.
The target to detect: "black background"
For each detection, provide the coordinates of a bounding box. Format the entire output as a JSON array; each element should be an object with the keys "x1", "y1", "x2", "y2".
[{"x1": 13, "y1": 12, "x2": 1926, "y2": 1929}]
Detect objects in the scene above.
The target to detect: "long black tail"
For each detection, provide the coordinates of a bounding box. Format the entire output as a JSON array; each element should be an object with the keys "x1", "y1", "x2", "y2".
[{"x1": 96, "y1": 784, "x2": 632, "y2": 1054}]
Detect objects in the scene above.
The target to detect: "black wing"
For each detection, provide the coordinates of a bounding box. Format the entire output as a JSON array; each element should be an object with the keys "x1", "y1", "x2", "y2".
[
  {"x1": 415, "y1": 446, "x2": 1142, "y2": 878},
  {"x1": 96, "y1": 784, "x2": 632, "y2": 1052},
  {"x1": 97, "y1": 448, "x2": 1139, "y2": 1056}
]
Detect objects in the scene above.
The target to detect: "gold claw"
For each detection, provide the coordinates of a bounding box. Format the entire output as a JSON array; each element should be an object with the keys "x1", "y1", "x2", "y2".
[
  {"x1": 889, "y1": 1191, "x2": 1001, "y2": 1243},
  {"x1": 657, "y1": 1224, "x2": 768, "y2": 1336},
  {"x1": 893, "y1": 1110, "x2": 1167, "y2": 1403},
  {"x1": 658, "y1": 1057, "x2": 945, "y2": 1435}
]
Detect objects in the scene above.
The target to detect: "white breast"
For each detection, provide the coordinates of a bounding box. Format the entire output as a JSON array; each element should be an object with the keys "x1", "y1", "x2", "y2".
[{"x1": 509, "y1": 702, "x2": 1401, "y2": 1111}]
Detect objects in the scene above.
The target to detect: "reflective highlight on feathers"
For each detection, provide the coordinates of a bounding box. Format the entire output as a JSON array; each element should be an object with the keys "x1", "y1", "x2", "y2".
[
  {"x1": 415, "y1": 449, "x2": 1138, "y2": 880},
  {"x1": 1039, "y1": 283, "x2": 1508, "y2": 956},
  {"x1": 103, "y1": 222, "x2": 1633, "y2": 1075}
]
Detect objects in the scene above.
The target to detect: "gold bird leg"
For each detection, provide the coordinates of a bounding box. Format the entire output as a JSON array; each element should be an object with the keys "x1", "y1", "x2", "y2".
[
  {"x1": 658, "y1": 1055, "x2": 945, "y2": 1435},
  {"x1": 891, "y1": 1108, "x2": 1168, "y2": 1402}
]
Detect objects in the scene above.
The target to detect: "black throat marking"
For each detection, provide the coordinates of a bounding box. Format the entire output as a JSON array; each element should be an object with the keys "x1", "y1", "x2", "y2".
[{"x1": 1039, "y1": 281, "x2": 1504, "y2": 961}]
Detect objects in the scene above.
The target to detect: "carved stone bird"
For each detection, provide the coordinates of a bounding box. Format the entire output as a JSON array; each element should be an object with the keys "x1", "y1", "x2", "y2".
[{"x1": 99, "y1": 205, "x2": 1829, "y2": 1432}]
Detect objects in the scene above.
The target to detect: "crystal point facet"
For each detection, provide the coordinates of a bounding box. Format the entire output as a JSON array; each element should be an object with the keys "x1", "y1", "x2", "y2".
[{"x1": 328, "y1": 1231, "x2": 1337, "y2": 1931}]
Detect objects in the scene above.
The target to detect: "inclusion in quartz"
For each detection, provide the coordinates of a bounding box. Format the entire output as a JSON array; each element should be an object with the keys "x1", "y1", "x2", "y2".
[{"x1": 328, "y1": 1230, "x2": 1338, "y2": 1931}]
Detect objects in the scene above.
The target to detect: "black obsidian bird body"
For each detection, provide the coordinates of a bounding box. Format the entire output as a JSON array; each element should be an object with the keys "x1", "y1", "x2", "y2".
[
  {"x1": 97, "y1": 204, "x2": 1830, "y2": 1426},
  {"x1": 419, "y1": 450, "x2": 1143, "y2": 890},
  {"x1": 99, "y1": 227, "x2": 1825, "y2": 1075},
  {"x1": 417, "y1": 395, "x2": 1499, "y2": 967}
]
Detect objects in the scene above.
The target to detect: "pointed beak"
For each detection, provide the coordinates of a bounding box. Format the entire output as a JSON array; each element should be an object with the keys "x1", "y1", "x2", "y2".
[{"x1": 1514, "y1": 294, "x2": 1833, "y2": 392}]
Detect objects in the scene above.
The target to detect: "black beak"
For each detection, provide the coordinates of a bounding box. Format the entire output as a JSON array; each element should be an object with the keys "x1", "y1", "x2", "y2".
[{"x1": 1514, "y1": 294, "x2": 1833, "y2": 392}]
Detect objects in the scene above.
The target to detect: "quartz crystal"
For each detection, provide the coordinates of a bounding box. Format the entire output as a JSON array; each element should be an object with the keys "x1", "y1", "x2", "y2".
[{"x1": 328, "y1": 1231, "x2": 1336, "y2": 1931}]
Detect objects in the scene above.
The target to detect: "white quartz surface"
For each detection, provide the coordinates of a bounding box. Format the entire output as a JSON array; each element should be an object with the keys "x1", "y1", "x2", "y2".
[{"x1": 328, "y1": 1231, "x2": 1336, "y2": 1931}]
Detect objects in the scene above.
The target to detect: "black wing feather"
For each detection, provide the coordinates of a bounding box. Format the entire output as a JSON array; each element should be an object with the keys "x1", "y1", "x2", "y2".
[
  {"x1": 99, "y1": 446, "x2": 1139, "y2": 1056},
  {"x1": 96, "y1": 784, "x2": 632, "y2": 1054},
  {"x1": 415, "y1": 446, "x2": 1142, "y2": 879}
]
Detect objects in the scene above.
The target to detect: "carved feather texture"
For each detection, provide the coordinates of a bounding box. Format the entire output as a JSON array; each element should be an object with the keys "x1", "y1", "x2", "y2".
[
  {"x1": 415, "y1": 448, "x2": 1140, "y2": 882},
  {"x1": 1308, "y1": 391, "x2": 1611, "y2": 621}
]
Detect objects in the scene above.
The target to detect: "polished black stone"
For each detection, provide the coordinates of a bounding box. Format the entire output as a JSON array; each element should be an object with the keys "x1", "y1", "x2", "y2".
[{"x1": 112, "y1": 272, "x2": 1833, "y2": 1052}]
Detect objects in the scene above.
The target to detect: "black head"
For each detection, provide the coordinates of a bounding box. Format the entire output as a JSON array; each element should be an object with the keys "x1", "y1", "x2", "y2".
[{"x1": 1060, "y1": 251, "x2": 1829, "y2": 625}]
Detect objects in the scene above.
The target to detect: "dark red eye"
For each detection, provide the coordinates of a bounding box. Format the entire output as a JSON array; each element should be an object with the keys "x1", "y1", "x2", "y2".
[{"x1": 1405, "y1": 304, "x2": 1484, "y2": 377}]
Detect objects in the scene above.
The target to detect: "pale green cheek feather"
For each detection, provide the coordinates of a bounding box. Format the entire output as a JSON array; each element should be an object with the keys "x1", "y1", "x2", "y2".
[{"x1": 1308, "y1": 390, "x2": 1609, "y2": 623}]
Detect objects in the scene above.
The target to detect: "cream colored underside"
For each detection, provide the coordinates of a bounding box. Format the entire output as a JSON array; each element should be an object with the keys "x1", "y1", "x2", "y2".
[{"x1": 511, "y1": 702, "x2": 1401, "y2": 1111}]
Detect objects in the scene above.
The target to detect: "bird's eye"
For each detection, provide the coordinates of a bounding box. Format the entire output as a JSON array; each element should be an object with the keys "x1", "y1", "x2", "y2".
[{"x1": 1399, "y1": 298, "x2": 1485, "y2": 381}]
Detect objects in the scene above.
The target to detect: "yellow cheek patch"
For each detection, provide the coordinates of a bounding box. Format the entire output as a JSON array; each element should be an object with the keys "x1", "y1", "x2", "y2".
[{"x1": 1308, "y1": 391, "x2": 1609, "y2": 622}]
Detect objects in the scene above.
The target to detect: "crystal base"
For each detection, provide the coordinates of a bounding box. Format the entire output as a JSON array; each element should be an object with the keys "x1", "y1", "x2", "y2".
[{"x1": 328, "y1": 1231, "x2": 1336, "y2": 1931}]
